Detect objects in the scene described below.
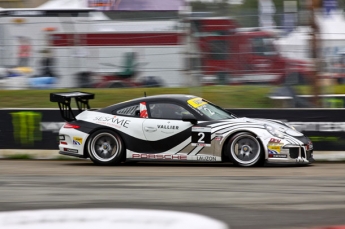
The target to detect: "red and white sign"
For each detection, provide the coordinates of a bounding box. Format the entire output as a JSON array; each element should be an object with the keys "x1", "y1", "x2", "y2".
[{"x1": 140, "y1": 102, "x2": 148, "y2": 118}]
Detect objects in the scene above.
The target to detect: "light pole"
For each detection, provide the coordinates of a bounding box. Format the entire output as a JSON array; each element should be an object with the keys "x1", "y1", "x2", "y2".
[{"x1": 309, "y1": 0, "x2": 321, "y2": 107}]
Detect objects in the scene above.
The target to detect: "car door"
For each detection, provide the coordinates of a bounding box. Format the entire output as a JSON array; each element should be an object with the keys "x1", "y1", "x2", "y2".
[{"x1": 142, "y1": 102, "x2": 194, "y2": 154}]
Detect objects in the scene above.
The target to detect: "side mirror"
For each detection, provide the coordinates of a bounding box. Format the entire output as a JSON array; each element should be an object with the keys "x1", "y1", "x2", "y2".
[{"x1": 182, "y1": 114, "x2": 198, "y2": 125}]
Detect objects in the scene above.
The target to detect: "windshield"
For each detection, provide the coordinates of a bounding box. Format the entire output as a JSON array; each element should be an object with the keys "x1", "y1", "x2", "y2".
[
  {"x1": 187, "y1": 98, "x2": 236, "y2": 120},
  {"x1": 251, "y1": 37, "x2": 277, "y2": 56}
]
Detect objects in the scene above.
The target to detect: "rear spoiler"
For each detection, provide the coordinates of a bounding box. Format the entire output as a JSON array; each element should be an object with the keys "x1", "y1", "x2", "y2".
[{"x1": 50, "y1": 91, "x2": 95, "y2": 122}]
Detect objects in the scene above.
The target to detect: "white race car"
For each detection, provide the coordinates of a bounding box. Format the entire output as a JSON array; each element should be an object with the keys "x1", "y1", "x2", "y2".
[{"x1": 50, "y1": 92, "x2": 314, "y2": 167}]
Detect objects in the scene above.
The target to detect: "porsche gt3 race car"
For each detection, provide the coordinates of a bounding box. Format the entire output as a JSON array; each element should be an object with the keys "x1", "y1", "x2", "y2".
[{"x1": 50, "y1": 92, "x2": 314, "y2": 167}]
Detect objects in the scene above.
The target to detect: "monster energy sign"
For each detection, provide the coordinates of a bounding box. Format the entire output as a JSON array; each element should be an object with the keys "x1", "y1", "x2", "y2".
[
  {"x1": 11, "y1": 111, "x2": 42, "y2": 146},
  {"x1": 0, "y1": 109, "x2": 65, "y2": 149}
]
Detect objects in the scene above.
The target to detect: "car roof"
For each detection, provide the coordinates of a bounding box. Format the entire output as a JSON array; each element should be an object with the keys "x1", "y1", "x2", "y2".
[
  {"x1": 98, "y1": 94, "x2": 200, "y2": 113},
  {"x1": 130, "y1": 94, "x2": 199, "y2": 103}
]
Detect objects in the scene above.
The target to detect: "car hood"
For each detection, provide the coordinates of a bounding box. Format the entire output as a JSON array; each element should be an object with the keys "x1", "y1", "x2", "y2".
[{"x1": 202, "y1": 117, "x2": 303, "y2": 137}]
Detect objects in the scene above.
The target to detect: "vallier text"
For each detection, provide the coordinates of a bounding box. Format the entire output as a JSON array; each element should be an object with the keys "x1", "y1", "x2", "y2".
[{"x1": 157, "y1": 125, "x2": 179, "y2": 130}]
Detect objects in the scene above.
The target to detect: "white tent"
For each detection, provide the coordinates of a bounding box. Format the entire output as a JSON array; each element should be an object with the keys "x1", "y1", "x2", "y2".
[
  {"x1": 317, "y1": 10, "x2": 345, "y2": 40},
  {"x1": 276, "y1": 10, "x2": 345, "y2": 60},
  {"x1": 275, "y1": 26, "x2": 311, "y2": 60},
  {"x1": 38, "y1": 0, "x2": 87, "y2": 9},
  {"x1": 37, "y1": 0, "x2": 109, "y2": 20}
]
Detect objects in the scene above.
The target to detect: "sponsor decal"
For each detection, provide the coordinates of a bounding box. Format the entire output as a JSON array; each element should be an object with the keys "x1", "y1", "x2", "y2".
[
  {"x1": 269, "y1": 138, "x2": 281, "y2": 143},
  {"x1": 197, "y1": 156, "x2": 217, "y2": 161},
  {"x1": 73, "y1": 137, "x2": 83, "y2": 145},
  {"x1": 191, "y1": 126, "x2": 212, "y2": 147},
  {"x1": 195, "y1": 143, "x2": 208, "y2": 147},
  {"x1": 187, "y1": 98, "x2": 207, "y2": 108},
  {"x1": 94, "y1": 116, "x2": 130, "y2": 128},
  {"x1": 267, "y1": 144, "x2": 282, "y2": 153},
  {"x1": 140, "y1": 102, "x2": 148, "y2": 118},
  {"x1": 157, "y1": 125, "x2": 179, "y2": 130},
  {"x1": 268, "y1": 141, "x2": 284, "y2": 155},
  {"x1": 132, "y1": 153, "x2": 187, "y2": 160},
  {"x1": 214, "y1": 136, "x2": 223, "y2": 141},
  {"x1": 65, "y1": 148, "x2": 78, "y2": 153},
  {"x1": 268, "y1": 149, "x2": 279, "y2": 155},
  {"x1": 192, "y1": 127, "x2": 211, "y2": 132},
  {"x1": 271, "y1": 154, "x2": 288, "y2": 158}
]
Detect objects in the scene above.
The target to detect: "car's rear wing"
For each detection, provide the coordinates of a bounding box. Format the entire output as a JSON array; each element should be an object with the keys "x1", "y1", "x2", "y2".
[{"x1": 50, "y1": 91, "x2": 95, "y2": 122}]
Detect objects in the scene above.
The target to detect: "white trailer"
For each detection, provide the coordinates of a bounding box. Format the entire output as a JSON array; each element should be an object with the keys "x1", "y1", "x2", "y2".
[
  {"x1": 0, "y1": 9, "x2": 98, "y2": 88},
  {"x1": 0, "y1": 9, "x2": 190, "y2": 88},
  {"x1": 48, "y1": 19, "x2": 189, "y2": 88}
]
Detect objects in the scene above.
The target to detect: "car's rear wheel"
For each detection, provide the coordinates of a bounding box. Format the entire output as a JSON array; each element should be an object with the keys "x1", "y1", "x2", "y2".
[
  {"x1": 87, "y1": 130, "x2": 124, "y2": 165},
  {"x1": 227, "y1": 132, "x2": 264, "y2": 167}
]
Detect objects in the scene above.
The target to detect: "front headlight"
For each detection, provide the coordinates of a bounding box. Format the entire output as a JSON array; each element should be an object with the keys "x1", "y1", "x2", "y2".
[{"x1": 265, "y1": 124, "x2": 285, "y2": 139}]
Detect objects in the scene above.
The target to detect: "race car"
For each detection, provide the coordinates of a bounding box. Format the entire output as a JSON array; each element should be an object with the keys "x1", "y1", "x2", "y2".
[{"x1": 50, "y1": 92, "x2": 314, "y2": 167}]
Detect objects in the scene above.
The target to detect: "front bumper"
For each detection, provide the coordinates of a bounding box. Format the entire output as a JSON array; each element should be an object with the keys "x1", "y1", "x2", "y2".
[{"x1": 267, "y1": 145, "x2": 314, "y2": 164}]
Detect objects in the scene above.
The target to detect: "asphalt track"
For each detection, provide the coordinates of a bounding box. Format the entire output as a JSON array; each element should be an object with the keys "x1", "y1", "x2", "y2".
[{"x1": 0, "y1": 160, "x2": 344, "y2": 229}]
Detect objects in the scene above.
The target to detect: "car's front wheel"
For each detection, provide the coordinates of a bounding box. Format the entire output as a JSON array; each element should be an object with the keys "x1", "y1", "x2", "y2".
[
  {"x1": 227, "y1": 132, "x2": 264, "y2": 167},
  {"x1": 87, "y1": 130, "x2": 124, "y2": 165}
]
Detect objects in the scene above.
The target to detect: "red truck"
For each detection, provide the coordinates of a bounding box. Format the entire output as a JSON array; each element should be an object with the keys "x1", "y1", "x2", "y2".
[{"x1": 190, "y1": 17, "x2": 313, "y2": 85}]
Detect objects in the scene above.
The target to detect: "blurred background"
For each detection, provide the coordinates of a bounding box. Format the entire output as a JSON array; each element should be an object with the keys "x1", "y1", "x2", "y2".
[
  {"x1": 1, "y1": 2, "x2": 345, "y2": 229},
  {"x1": 0, "y1": 0, "x2": 345, "y2": 109}
]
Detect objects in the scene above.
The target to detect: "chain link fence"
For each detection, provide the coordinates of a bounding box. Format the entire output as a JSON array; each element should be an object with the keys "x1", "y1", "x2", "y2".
[{"x1": 0, "y1": 9, "x2": 343, "y2": 103}]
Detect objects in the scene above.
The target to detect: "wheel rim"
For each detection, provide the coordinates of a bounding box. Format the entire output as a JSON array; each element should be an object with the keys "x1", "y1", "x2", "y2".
[
  {"x1": 230, "y1": 135, "x2": 261, "y2": 165},
  {"x1": 89, "y1": 133, "x2": 121, "y2": 162}
]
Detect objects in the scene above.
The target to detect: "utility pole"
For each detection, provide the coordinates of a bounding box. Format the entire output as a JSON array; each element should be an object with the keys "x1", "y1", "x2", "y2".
[{"x1": 309, "y1": 0, "x2": 321, "y2": 107}]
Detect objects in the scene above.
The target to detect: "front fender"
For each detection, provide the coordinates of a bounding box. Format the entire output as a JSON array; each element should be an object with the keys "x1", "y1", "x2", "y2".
[{"x1": 214, "y1": 127, "x2": 269, "y2": 159}]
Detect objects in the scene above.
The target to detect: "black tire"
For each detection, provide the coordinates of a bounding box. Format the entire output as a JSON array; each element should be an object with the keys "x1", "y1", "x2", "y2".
[
  {"x1": 87, "y1": 129, "x2": 125, "y2": 165},
  {"x1": 226, "y1": 132, "x2": 265, "y2": 167}
]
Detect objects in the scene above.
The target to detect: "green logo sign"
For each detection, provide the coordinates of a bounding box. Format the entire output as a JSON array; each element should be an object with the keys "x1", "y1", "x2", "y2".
[{"x1": 11, "y1": 111, "x2": 42, "y2": 146}]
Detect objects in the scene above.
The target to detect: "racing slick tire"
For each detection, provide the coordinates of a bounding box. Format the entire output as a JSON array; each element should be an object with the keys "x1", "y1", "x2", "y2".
[
  {"x1": 87, "y1": 129, "x2": 125, "y2": 166},
  {"x1": 226, "y1": 132, "x2": 265, "y2": 167}
]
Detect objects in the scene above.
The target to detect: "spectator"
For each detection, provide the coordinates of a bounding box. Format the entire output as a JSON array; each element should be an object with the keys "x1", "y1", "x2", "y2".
[
  {"x1": 39, "y1": 49, "x2": 56, "y2": 78},
  {"x1": 29, "y1": 49, "x2": 58, "y2": 88},
  {"x1": 17, "y1": 37, "x2": 31, "y2": 67}
]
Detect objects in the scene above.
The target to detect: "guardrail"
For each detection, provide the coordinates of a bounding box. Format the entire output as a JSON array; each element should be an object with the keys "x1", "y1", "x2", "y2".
[{"x1": 0, "y1": 108, "x2": 344, "y2": 151}]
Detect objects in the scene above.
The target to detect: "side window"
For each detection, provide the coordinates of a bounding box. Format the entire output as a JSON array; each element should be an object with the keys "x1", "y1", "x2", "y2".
[
  {"x1": 209, "y1": 40, "x2": 229, "y2": 60},
  {"x1": 149, "y1": 103, "x2": 191, "y2": 120},
  {"x1": 251, "y1": 37, "x2": 277, "y2": 56},
  {"x1": 116, "y1": 104, "x2": 140, "y2": 117},
  {"x1": 252, "y1": 38, "x2": 265, "y2": 56}
]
